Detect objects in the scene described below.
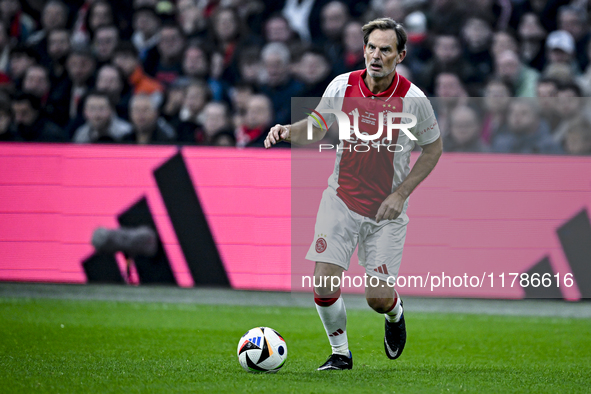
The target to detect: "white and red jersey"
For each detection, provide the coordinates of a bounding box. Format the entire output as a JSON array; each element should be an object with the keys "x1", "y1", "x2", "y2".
[{"x1": 314, "y1": 69, "x2": 440, "y2": 218}]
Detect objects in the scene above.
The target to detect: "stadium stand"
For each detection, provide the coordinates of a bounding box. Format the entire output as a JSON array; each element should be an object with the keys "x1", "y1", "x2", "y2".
[{"x1": 0, "y1": 0, "x2": 589, "y2": 154}]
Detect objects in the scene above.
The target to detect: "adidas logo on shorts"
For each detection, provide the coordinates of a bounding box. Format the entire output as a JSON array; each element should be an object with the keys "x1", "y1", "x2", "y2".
[{"x1": 373, "y1": 264, "x2": 389, "y2": 275}]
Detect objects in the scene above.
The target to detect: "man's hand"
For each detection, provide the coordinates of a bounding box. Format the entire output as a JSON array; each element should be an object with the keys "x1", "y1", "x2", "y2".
[
  {"x1": 375, "y1": 191, "x2": 406, "y2": 223},
  {"x1": 264, "y1": 124, "x2": 291, "y2": 148}
]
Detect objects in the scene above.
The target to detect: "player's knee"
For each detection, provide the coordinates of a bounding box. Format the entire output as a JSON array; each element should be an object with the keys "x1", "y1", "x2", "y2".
[
  {"x1": 366, "y1": 297, "x2": 392, "y2": 313},
  {"x1": 313, "y1": 273, "x2": 341, "y2": 295},
  {"x1": 313, "y1": 263, "x2": 343, "y2": 295}
]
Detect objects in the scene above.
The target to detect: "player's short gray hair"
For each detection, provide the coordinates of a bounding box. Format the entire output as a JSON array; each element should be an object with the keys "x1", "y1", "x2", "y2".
[
  {"x1": 362, "y1": 17, "x2": 407, "y2": 53},
  {"x1": 261, "y1": 42, "x2": 291, "y2": 65}
]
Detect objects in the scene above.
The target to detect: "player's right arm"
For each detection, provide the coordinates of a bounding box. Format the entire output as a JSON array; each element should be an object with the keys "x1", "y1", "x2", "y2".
[
  {"x1": 265, "y1": 73, "x2": 348, "y2": 149},
  {"x1": 264, "y1": 119, "x2": 326, "y2": 148}
]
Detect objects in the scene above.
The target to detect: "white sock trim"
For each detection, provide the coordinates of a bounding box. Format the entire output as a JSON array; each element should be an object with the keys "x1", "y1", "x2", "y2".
[
  {"x1": 385, "y1": 297, "x2": 403, "y2": 323},
  {"x1": 332, "y1": 342, "x2": 350, "y2": 356}
]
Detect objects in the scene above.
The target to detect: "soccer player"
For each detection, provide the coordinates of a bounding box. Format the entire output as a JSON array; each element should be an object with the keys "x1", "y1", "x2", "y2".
[{"x1": 264, "y1": 18, "x2": 442, "y2": 370}]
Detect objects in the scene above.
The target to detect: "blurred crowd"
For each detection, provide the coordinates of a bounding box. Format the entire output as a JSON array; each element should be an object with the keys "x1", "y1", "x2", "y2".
[{"x1": 0, "y1": 0, "x2": 590, "y2": 154}]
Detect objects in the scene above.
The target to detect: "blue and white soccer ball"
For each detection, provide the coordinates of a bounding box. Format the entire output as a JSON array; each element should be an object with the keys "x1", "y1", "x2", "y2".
[{"x1": 237, "y1": 327, "x2": 287, "y2": 373}]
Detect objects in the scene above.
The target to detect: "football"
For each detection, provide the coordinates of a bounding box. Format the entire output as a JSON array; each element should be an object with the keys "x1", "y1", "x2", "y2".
[{"x1": 237, "y1": 327, "x2": 287, "y2": 373}]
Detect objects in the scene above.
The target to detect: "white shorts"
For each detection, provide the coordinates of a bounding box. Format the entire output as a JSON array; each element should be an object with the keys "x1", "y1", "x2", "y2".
[{"x1": 305, "y1": 188, "x2": 408, "y2": 282}]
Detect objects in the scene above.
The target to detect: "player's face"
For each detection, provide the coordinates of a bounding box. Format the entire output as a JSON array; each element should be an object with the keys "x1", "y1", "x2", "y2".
[{"x1": 364, "y1": 29, "x2": 404, "y2": 78}]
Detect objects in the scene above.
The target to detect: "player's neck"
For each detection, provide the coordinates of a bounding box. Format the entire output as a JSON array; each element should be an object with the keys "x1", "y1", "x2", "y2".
[{"x1": 363, "y1": 71, "x2": 397, "y2": 95}]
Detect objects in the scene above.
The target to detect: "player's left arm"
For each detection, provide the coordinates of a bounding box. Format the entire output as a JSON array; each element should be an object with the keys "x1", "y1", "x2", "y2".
[{"x1": 375, "y1": 136, "x2": 442, "y2": 223}]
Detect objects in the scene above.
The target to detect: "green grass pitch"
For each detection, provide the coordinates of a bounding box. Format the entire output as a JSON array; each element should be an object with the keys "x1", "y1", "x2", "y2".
[{"x1": 1, "y1": 297, "x2": 590, "y2": 393}]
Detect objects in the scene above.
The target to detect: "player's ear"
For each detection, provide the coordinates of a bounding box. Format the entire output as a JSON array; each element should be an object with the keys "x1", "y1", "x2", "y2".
[{"x1": 396, "y1": 50, "x2": 407, "y2": 64}]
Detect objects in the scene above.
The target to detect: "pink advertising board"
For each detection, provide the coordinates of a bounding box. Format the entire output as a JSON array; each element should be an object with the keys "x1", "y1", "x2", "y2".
[{"x1": 0, "y1": 143, "x2": 589, "y2": 299}]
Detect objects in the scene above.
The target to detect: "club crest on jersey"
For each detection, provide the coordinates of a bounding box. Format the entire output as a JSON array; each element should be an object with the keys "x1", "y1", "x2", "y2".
[{"x1": 315, "y1": 237, "x2": 327, "y2": 253}]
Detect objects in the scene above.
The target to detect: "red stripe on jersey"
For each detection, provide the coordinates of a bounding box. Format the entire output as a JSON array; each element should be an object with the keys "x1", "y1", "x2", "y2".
[{"x1": 336, "y1": 70, "x2": 412, "y2": 218}]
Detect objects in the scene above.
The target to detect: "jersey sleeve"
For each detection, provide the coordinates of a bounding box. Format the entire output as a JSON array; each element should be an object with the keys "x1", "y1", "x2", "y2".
[
  {"x1": 406, "y1": 86, "x2": 441, "y2": 146},
  {"x1": 312, "y1": 74, "x2": 349, "y2": 129}
]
